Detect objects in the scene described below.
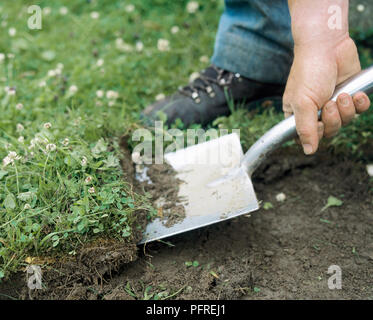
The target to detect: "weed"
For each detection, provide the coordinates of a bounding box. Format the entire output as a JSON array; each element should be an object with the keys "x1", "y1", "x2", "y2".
[
  {"x1": 185, "y1": 260, "x2": 199, "y2": 267},
  {"x1": 321, "y1": 196, "x2": 343, "y2": 212},
  {"x1": 263, "y1": 202, "x2": 274, "y2": 210}
]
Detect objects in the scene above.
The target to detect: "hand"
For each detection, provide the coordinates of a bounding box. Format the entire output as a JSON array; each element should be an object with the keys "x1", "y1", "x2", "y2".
[
  {"x1": 284, "y1": 0, "x2": 370, "y2": 155},
  {"x1": 283, "y1": 37, "x2": 370, "y2": 154}
]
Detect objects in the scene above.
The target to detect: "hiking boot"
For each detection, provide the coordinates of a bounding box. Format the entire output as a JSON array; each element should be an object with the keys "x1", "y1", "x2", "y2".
[{"x1": 141, "y1": 65, "x2": 285, "y2": 127}]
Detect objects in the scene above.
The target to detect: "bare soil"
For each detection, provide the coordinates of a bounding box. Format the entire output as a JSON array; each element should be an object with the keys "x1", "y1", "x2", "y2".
[
  {"x1": 137, "y1": 163, "x2": 186, "y2": 227},
  {"x1": 1, "y1": 145, "x2": 373, "y2": 300},
  {"x1": 120, "y1": 137, "x2": 186, "y2": 227}
]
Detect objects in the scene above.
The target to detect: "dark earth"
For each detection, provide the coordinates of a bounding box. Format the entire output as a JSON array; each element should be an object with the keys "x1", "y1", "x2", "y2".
[{"x1": 1, "y1": 144, "x2": 372, "y2": 300}]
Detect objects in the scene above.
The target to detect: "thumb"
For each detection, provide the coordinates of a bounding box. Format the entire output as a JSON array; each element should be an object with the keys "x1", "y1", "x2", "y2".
[{"x1": 293, "y1": 97, "x2": 320, "y2": 155}]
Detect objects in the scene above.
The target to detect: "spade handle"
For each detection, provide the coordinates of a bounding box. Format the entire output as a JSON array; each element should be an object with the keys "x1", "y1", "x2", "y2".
[{"x1": 242, "y1": 65, "x2": 373, "y2": 176}]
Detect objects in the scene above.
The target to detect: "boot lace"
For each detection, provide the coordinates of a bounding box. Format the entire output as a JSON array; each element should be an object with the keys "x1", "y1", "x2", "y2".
[{"x1": 178, "y1": 66, "x2": 241, "y2": 103}]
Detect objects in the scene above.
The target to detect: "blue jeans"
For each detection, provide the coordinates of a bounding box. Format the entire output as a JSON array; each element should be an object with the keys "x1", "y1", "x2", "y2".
[{"x1": 211, "y1": 0, "x2": 294, "y2": 85}]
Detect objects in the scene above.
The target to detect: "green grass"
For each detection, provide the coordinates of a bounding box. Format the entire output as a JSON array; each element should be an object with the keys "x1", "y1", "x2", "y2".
[
  {"x1": 0, "y1": 0, "x2": 372, "y2": 280},
  {"x1": 0, "y1": 0, "x2": 223, "y2": 279}
]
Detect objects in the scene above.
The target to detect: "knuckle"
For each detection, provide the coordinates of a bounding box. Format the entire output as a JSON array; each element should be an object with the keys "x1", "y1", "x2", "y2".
[
  {"x1": 296, "y1": 127, "x2": 313, "y2": 139},
  {"x1": 297, "y1": 94, "x2": 320, "y2": 111},
  {"x1": 282, "y1": 95, "x2": 292, "y2": 108}
]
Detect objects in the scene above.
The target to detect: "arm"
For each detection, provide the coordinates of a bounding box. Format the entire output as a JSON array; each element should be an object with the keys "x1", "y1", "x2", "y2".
[{"x1": 284, "y1": 0, "x2": 370, "y2": 154}]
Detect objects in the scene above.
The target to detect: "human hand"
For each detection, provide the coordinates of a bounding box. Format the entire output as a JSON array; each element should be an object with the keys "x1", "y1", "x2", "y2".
[{"x1": 284, "y1": 0, "x2": 371, "y2": 155}]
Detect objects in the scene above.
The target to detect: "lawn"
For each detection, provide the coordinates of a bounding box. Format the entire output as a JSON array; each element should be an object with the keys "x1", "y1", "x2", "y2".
[{"x1": 0, "y1": 0, "x2": 372, "y2": 283}]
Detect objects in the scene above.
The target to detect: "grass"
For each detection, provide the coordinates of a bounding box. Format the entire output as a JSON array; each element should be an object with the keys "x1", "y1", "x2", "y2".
[
  {"x1": 0, "y1": 0, "x2": 224, "y2": 280},
  {"x1": 0, "y1": 0, "x2": 372, "y2": 280},
  {"x1": 124, "y1": 280, "x2": 186, "y2": 300}
]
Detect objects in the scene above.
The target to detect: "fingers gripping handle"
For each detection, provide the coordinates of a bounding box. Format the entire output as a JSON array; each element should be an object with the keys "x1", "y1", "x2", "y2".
[{"x1": 242, "y1": 65, "x2": 373, "y2": 176}]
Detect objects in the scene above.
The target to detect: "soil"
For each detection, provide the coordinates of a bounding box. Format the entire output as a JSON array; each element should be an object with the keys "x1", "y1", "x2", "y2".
[
  {"x1": 137, "y1": 164, "x2": 186, "y2": 227},
  {"x1": 120, "y1": 137, "x2": 186, "y2": 227},
  {"x1": 1, "y1": 144, "x2": 373, "y2": 300}
]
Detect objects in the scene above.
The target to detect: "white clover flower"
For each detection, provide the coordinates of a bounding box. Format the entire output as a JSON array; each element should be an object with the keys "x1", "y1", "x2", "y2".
[
  {"x1": 276, "y1": 192, "x2": 286, "y2": 202},
  {"x1": 157, "y1": 39, "x2": 170, "y2": 52},
  {"x1": 56, "y1": 63, "x2": 64, "y2": 70},
  {"x1": 135, "y1": 41, "x2": 144, "y2": 52},
  {"x1": 125, "y1": 4, "x2": 135, "y2": 13},
  {"x1": 155, "y1": 93, "x2": 165, "y2": 101},
  {"x1": 68, "y1": 85, "x2": 78, "y2": 95},
  {"x1": 46, "y1": 143, "x2": 56, "y2": 152},
  {"x1": 43, "y1": 7, "x2": 51, "y2": 15},
  {"x1": 16, "y1": 123, "x2": 24, "y2": 132},
  {"x1": 106, "y1": 90, "x2": 119, "y2": 100},
  {"x1": 357, "y1": 4, "x2": 365, "y2": 12},
  {"x1": 8, "y1": 151, "x2": 18, "y2": 159},
  {"x1": 96, "y1": 58, "x2": 104, "y2": 67},
  {"x1": 62, "y1": 138, "x2": 69, "y2": 146},
  {"x1": 186, "y1": 1, "x2": 199, "y2": 14},
  {"x1": 2, "y1": 151, "x2": 21, "y2": 167},
  {"x1": 6, "y1": 87, "x2": 16, "y2": 96},
  {"x1": 115, "y1": 38, "x2": 133, "y2": 52},
  {"x1": 16, "y1": 103, "x2": 23, "y2": 110},
  {"x1": 0, "y1": 53, "x2": 5, "y2": 63},
  {"x1": 48, "y1": 69, "x2": 56, "y2": 77},
  {"x1": 108, "y1": 101, "x2": 115, "y2": 107},
  {"x1": 96, "y1": 90, "x2": 104, "y2": 98},
  {"x1": 85, "y1": 176, "x2": 93, "y2": 184},
  {"x1": 59, "y1": 7, "x2": 68, "y2": 15},
  {"x1": 29, "y1": 138, "x2": 37, "y2": 149},
  {"x1": 200, "y1": 55, "x2": 209, "y2": 63},
  {"x1": 88, "y1": 186, "x2": 95, "y2": 194},
  {"x1": 171, "y1": 26, "x2": 179, "y2": 34},
  {"x1": 189, "y1": 72, "x2": 200, "y2": 82},
  {"x1": 18, "y1": 136, "x2": 24, "y2": 143},
  {"x1": 115, "y1": 38, "x2": 123, "y2": 47},
  {"x1": 2, "y1": 156, "x2": 11, "y2": 167},
  {"x1": 44, "y1": 122, "x2": 52, "y2": 129},
  {"x1": 39, "y1": 81, "x2": 47, "y2": 88},
  {"x1": 8, "y1": 27, "x2": 16, "y2": 37},
  {"x1": 24, "y1": 203, "x2": 31, "y2": 210},
  {"x1": 367, "y1": 164, "x2": 373, "y2": 177},
  {"x1": 7, "y1": 53, "x2": 15, "y2": 59},
  {"x1": 90, "y1": 11, "x2": 100, "y2": 19},
  {"x1": 81, "y1": 156, "x2": 88, "y2": 166}
]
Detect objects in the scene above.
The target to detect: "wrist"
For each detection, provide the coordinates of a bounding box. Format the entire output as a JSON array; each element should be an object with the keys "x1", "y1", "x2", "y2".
[{"x1": 289, "y1": 0, "x2": 349, "y2": 47}]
